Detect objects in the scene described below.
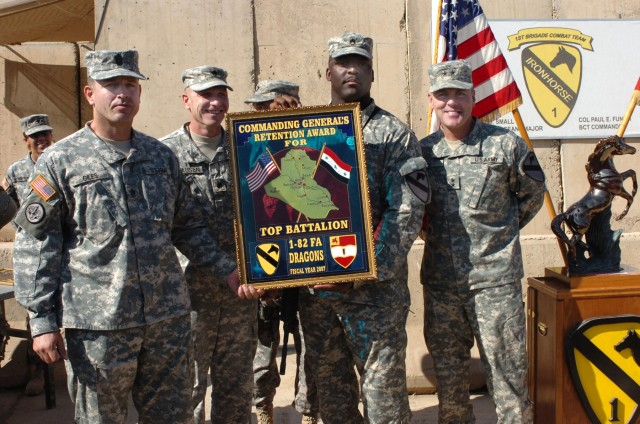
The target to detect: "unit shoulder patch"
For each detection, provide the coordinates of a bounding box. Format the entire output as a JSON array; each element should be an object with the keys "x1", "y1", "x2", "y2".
[{"x1": 25, "y1": 203, "x2": 45, "y2": 224}]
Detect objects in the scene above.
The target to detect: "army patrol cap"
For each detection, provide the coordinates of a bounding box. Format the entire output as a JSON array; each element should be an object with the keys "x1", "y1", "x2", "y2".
[
  {"x1": 182, "y1": 66, "x2": 233, "y2": 92},
  {"x1": 244, "y1": 80, "x2": 299, "y2": 104},
  {"x1": 85, "y1": 50, "x2": 147, "y2": 81},
  {"x1": 327, "y1": 32, "x2": 373, "y2": 60},
  {"x1": 428, "y1": 60, "x2": 474, "y2": 93},
  {"x1": 20, "y1": 114, "x2": 53, "y2": 137}
]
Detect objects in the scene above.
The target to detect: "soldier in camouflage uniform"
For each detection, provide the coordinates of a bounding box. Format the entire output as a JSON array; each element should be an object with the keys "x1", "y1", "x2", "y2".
[
  {"x1": 245, "y1": 80, "x2": 318, "y2": 424},
  {"x1": 2, "y1": 114, "x2": 54, "y2": 396},
  {"x1": 0, "y1": 186, "x2": 16, "y2": 228},
  {"x1": 420, "y1": 60, "x2": 545, "y2": 424},
  {"x1": 2, "y1": 114, "x2": 54, "y2": 206},
  {"x1": 297, "y1": 32, "x2": 430, "y2": 424},
  {"x1": 12, "y1": 50, "x2": 262, "y2": 424},
  {"x1": 160, "y1": 65, "x2": 258, "y2": 424}
]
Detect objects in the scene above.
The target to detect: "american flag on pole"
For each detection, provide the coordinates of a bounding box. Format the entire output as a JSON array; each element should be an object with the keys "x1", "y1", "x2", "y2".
[
  {"x1": 246, "y1": 152, "x2": 279, "y2": 192},
  {"x1": 428, "y1": 0, "x2": 522, "y2": 133}
]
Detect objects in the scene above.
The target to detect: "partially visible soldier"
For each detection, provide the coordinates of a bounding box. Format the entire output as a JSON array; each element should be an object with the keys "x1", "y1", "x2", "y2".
[
  {"x1": 1, "y1": 113, "x2": 54, "y2": 396},
  {"x1": 420, "y1": 59, "x2": 544, "y2": 424},
  {"x1": 244, "y1": 79, "x2": 302, "y2": 111},
  {"x1": 245, "y1": 80, "x2": 318, "y2": 424},
  {"x1": 160, "y1": 65, "x2": 257, "y2": 424},
  {"x1": 12, "y1": 50, "x2": 261, "y2": 424},
  {"x1": 2, "y1": 114, "x2": 54, "y2": 205},
  {"x1": 0, "y1": 187, "x2": 17, "y2": 228},
  {"x1": 297, "y1": 32, "x2": 430, "y2": 424}
]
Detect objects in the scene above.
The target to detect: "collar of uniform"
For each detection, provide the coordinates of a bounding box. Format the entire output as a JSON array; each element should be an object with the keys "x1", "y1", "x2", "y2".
[
  {"x1": 181, "y1": 124, "x2": 204, "y2": 162},
  {"x1": 184, "y1": 124, "x2": 227, "y2": 162},
  {"x1": 360, "y1": 99, "x2": 378, "y2": 128},
  {"x1": 433, "y1": 118, "x2": 482, "y2": 159},
  {"x1": 85, "y1": 123, "x2": 149, "y2": 164}
]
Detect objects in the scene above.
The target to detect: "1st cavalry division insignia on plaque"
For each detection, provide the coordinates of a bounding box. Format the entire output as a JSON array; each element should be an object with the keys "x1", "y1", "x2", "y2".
[
  {"x1": 507, "y1": 27, "x2": 593, "y2": 128},
  {"x1": 566, "y1": 315, "x2": 640, "y2": 424},
  {"x1": 256, "y1": 243, "x2": 280, "y2": 275}
]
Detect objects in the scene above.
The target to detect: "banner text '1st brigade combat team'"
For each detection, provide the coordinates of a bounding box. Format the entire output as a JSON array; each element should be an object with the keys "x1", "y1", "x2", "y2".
[{"x1": 226, "y1": 103, "x2": 377, "y2": 289}]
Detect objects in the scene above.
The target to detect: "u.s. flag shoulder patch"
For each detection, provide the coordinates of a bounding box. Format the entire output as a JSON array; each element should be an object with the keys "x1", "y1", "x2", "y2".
[{"x1": 30, "y1": 174, "x2": 57, "y2": 201}]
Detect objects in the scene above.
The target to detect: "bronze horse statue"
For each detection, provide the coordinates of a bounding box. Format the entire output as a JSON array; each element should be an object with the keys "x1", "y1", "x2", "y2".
[{"x1": 551, "y1": 136, "x2": 637, "y2": 260}]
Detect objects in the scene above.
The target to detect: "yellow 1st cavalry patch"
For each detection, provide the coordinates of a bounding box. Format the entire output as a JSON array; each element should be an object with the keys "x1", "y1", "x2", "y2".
[
  {"x1": 521, "y1": 42, "x2": 582, "y2": 128},
  {"x1": 255, "y1": 243, "x2": 280, "y2": 276},
  {"x1": 30, "y1": 174, "x2": 57, "y2": 202},
  {"x1": 566, "y1": 315, "x2": 640, "y2": 424}
]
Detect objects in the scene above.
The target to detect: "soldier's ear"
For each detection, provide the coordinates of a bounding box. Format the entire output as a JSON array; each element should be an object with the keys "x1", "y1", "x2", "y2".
[
  {"x1": 181, "y1": 92, "x2": 191, "y2": 111},
  {"x1": 84, "y1": 85, "x2": 95, "y2": 106}
]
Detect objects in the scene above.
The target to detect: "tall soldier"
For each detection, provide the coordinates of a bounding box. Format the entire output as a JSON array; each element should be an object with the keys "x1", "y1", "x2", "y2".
[
  {"x1": 160, "y1": 66, "x2": 258, "y2": 423},
  {"x1": 12, "y1": 50, "x2": 261, "y2": 424},
  {"x1": 420, "y1": 60, "x2": 544, "y2": 424},
  {"x1": 297, "y1": 32, "x2": 430, "y2": 423},
  {"x1": 244, "y1": 80, "x2": 318, "y2": 424}
]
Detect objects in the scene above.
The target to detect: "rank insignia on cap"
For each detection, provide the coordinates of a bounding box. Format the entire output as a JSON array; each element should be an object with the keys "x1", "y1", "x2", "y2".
[
  {"x1": 30, "y1": 174, "x2": 57, "y2": 201},
  {"x1": 1, "y1": 177, "x2": 9, "y2": 191}
]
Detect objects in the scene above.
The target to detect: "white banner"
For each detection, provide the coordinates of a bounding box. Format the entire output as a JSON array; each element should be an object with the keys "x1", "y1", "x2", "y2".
[{"x1": 489, "y1": 20, "x2": 640, "y2": 139}]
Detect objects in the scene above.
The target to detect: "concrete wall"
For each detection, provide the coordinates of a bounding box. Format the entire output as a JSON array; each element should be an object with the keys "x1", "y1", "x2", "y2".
[{"x1": 1, "y1": 0, "x2": 640, "y2": 392}]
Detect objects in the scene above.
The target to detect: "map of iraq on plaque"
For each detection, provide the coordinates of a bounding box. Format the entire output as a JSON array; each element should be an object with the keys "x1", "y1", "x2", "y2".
[{"x1": 226, "y1": 103, "x2": 377, "y2": 289}]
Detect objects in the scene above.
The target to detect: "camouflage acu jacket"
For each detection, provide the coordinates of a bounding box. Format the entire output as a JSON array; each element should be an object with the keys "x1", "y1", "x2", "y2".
[
  {"x1": 3, "y1": 154, "x2": 34, "y2": 206},
  {"x1": 314, "y1": 100, "x2": 428, "y2": 307},
  {"x1": 12, "y1": 124, "x2": 235, "y2": 336},
  {"x1": 420, "y1": 120, "x2": 546, "y2": 291},
  {"x1": 160, "y1": 125, "x2": 236, "y2": 256}
]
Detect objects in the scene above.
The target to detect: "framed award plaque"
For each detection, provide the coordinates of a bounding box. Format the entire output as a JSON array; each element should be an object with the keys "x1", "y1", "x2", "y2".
[{"x1": 226, "y1": 103, "x2": 377, "y2": 289}]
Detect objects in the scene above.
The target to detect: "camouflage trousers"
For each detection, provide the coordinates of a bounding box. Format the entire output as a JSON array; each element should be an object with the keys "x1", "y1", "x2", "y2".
[
  {"x1": 64, "y1": 314, "x2": 192, "y2": 424},
  {"x1": 298, "y1": 289, "x2": 411, "y2": 424},
  {"x1": 423, "y1": 283, "x2": 533, "y2": 424},
  {"x1": 190, "y1": 280, "x2": 258, "y2": 424},
  {"x1": 253, "y1": 303, "x2": 318, "y2": 415}
]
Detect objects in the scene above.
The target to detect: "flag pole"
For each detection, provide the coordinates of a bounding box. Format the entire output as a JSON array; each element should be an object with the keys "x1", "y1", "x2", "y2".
[
  {"x1": 512, "y1": 108, "x2": 569, "y2": 267},
  {"x1": 427, "y1": 0, "x2": 445, "y2": 134},
  {"x1": 296, "y1": 144, "x2": 328, "y2": 223},
  {"x1": 616, "y1": 77, "x2": 640, "y2": 138}
]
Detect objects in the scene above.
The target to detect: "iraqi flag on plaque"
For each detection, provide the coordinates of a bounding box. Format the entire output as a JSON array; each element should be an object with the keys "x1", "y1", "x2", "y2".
[
  {"x1": 319, "y1": 147, "x2": 352, "y2": 184},
  {"x1": 330, "y1": 234, "x2": 357, "y2": 268}
]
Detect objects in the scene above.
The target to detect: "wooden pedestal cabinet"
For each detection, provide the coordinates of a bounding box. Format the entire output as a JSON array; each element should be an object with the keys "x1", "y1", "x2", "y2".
[{"x1": 526, "y1": 268, "x2": 640, "y2": 424}]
